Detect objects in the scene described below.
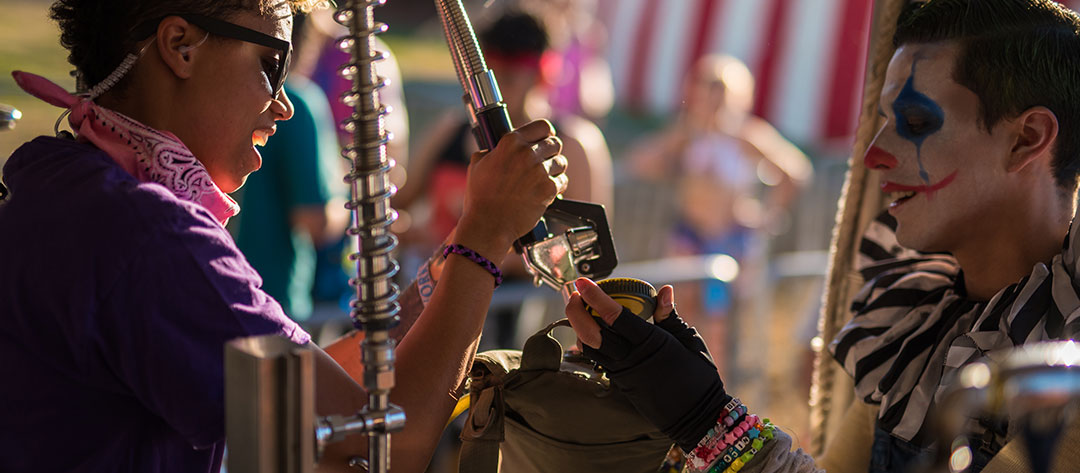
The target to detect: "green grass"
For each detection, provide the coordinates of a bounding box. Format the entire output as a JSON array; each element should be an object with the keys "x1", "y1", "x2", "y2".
[
  {"x1": 382, "y1": 32, "x2": 456, "y2": 82},
  {"x1": 0, "y1": 1, "x2": 73, "y2": 171}
]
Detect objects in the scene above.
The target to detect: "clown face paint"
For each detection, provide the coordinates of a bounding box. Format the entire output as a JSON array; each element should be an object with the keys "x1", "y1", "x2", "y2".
[
  {"x1": 868, "y1": 43, "x2": 1017, "y2": 253},
  {"x1": 891, "y1": 59, "x2": 945, "y2": 183}
]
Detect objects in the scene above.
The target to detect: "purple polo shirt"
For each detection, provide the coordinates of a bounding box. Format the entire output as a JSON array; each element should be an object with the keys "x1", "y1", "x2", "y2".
[{"x1": 0, "y1": 137, "x2": 310, "y2": 472}]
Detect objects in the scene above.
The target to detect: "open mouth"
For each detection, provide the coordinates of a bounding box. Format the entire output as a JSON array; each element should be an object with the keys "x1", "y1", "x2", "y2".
[
  {"x1": 881, "y1": 171, "x2": 959, "y2": 210},
  {"x1": 888, "y1": 190, "x2": 917, "y2": 207},
  {"x1": 252, "y1": 130, "x2": 270, "y2": 147}
]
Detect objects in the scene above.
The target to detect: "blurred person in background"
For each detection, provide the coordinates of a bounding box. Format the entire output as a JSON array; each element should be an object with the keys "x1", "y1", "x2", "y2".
[
  {"x1": 394, "y1": 6, "x2": 613, "y2": 349},
  {"x1": 232, "y1": 11, "x2": 409, "y2": 324},
  {"x1": 307, "y1": 10, "x2": 411, "y2": 317},
  {"x1": 521, "y1": 0, "x2": 615, "y2": 122},
  {"x1": 626, "y1": 54, "x2": 812, "y2": 364},
  {"x1": 231, "y1": 13, "x2": 348, "y2": 322}
]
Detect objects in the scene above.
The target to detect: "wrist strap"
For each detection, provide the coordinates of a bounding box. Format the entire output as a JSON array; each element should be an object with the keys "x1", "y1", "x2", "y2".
[
  {"x1": 443, "y1": 243, "x2": 503, "y2": 288},
  {"x1": 416, "y1": 257, "x2": 436, "y2": 308}
]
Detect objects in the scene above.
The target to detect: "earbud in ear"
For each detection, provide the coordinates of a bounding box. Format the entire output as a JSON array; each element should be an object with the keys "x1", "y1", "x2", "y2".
[{"x1": 178, "y1": 32, "x2": 209, "y2": 60}]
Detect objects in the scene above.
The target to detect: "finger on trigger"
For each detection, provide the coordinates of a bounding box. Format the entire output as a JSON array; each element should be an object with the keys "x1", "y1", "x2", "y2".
[
  {"x1": 565, "y1": 291, "x2": 602, "y2": 348},
  {"x1": 653, "y1": 285, "x2": 675, "y2": 322},
  {"x1": 574, "y1": 277, "x2": 622, "y2": 325}
]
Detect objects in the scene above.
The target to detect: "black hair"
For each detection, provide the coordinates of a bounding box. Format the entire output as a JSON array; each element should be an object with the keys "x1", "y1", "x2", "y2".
[
  {"x1": 894, "y1": 0, "x2": 1080, "y2": 191},
  {"x1": 478, "y1": 8, "x2": 548, "y2": 57},
  {"x1": 48, "y1": 0, "x2": 316, "y2": 93}
]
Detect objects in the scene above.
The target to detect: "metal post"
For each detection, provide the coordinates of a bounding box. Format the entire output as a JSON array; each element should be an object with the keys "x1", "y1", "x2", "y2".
[
  {"x1": 335, "y1": 1, "x2": 403, "y2": 471},
  {"x1": 225, "y1": 336, "x2": 317, "y2": 473}
]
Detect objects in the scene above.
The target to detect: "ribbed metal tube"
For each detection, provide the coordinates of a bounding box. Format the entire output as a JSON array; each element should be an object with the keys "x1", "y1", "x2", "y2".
[
  {"x1": 434, "y1": 0, "x2": 487, "y2": 80},
  {"x1": 335, "y1": 1, "x2": 402, "y2": 471}
]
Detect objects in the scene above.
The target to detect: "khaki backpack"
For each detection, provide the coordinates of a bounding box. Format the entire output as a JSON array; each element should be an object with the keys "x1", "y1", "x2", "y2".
[{"x1": 458, "y1": 319, "x2": 676, "y2": 473}]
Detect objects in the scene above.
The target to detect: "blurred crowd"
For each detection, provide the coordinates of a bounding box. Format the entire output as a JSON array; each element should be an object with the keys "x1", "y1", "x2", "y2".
[
  {"x1": 222, "y1": 5, "x2": 829, "y2": 464},
  {"x1": 0, "y1": 0, "x2": 838, "y2": 469},
  {"x1": 231, "y1": 0, "x2": 821, "y2": 349}
]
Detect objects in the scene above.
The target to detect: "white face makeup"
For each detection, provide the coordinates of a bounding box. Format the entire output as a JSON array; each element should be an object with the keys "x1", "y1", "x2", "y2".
[{"x1": 867, "y1": 42, "x2": 1015, "y2": 253}]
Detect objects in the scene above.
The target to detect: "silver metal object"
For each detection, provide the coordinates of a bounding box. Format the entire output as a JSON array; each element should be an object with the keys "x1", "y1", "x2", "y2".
[
  {"x1": 0, "y1": 104, "x2": 21, "y2": 131},
  {"x1": 466, "y1": 70, "x2": 503, "y2": 110},
  {"x1": 316, "y1": 408, "x2": 407, "y2": 448},
  {"x1": 223, "y1": 3, "x2": 403, "y2": 471},
  {"x1": 434, "y1": 0, "x2": 491, "y2": 110},
  {"x1": 933, "y1": 340, "x2": 1080, "y2": 473},
  {"x1": 523, "y1": 228, "x2": 599, "y2": 293},
  {"x1": 333, "y1": 1, "x2": 404, "y2": 472},
  {"x1": 225, "y1": 336, "x2": 317, "y2": 473}
]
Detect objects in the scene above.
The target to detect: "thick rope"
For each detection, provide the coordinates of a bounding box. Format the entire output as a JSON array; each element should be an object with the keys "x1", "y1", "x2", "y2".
[{"x1": 808, "y1": 0, "x2": 907, "y2": 456}]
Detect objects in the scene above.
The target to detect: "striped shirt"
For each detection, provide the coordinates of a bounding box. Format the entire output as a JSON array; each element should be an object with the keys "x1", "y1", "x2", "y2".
[{"x1": 829, "y1": 212, "x2": 1080, "y2": 445}]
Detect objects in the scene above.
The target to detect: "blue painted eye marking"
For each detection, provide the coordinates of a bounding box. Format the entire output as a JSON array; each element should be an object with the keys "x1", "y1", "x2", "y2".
[{"x1": 892, "y1": 60, "x2": 944, "y2": 183}]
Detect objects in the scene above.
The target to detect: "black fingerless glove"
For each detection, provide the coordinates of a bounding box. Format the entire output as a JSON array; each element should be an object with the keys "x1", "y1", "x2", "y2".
[{"x1": 582, "y1": 308, "x2": 732, "y2": 452}]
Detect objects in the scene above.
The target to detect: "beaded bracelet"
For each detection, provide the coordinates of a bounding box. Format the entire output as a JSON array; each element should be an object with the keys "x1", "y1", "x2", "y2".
[
  {"x1": 708, "y1": 421, "x2": 776, "y2": 473},
  {"x1": 695, "y1": 399, "x2": 742, "y2": 445},
  {"x1": 719, "y1": 421, "x2": 776, "y2": 473},
  {"x1": 688, "y1": 414, "x2": 759, "y2": 470},
  {"x1": 443, "y1": 243, "x2": 503, "y2": 287},
  {"x1": 686, "y1": 399, "x2": 744, "y2": 469},
  {"x1": 698, "y1": 420, "x2": 770, "y2": 473},
  {"x1": 723, "y1": 404, "x2": 748, "y2": 427}
]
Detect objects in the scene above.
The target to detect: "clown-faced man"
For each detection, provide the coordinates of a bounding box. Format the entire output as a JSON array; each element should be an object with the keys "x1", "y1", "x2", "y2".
[{"x1": 562, "y1": 1, "x2": 1080, "y2": 472}]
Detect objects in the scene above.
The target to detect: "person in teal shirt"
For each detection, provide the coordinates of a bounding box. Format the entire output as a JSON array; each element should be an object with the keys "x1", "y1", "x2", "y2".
[{"x1": 232, "y1": 75, "x2": 345, "y2": 321}]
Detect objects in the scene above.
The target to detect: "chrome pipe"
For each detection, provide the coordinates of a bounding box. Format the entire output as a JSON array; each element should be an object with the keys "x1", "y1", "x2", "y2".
[
  {"x1": 334, "y1": 1, "x2": 403, "y2": 471},
  {"x1": 434, "y1": 0, "x2": 513, "y2": 151}
]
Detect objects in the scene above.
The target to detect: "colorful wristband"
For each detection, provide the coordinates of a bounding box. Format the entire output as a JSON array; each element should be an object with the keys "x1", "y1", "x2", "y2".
[
  {"x1": 443, "y1": 243, "x2": 503, "y2": 287},
  {"x1": 689, "y1": 415, "x2": 758, "y2": 470},
  {"x1": 416, "y1": 257, "x2": 436, "y2": 307},
  {"x1": 715, "y1": 421, "x2": 776, "y2": 473}
]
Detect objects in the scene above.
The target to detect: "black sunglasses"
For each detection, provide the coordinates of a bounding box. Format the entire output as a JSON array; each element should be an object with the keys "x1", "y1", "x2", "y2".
[{"x1": 134, "y1": 13, "x2": 291, "y2": 97}]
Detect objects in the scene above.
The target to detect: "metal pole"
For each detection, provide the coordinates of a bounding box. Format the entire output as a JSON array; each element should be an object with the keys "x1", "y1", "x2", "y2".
[{"x1": 334, "y1": 1, "x2": 403, "y2": 471}]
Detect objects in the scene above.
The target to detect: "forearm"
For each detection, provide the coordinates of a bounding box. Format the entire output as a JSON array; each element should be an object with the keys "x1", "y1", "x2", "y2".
[
  {"x1": 387, "y1": 237, "x2": 504, "y2": 472},
  {"x1": 733, "y1": 428, "x2": 822, "y2": 473},
  {"x1": 319, "y1": 117, "x2": 562, "y2": 471},
  {"x1": 318, "y1": 247, "x2": 498, "y2": 473},
  {"x1": 322, "y1": 242, "x2": 440, "y2": 371}
]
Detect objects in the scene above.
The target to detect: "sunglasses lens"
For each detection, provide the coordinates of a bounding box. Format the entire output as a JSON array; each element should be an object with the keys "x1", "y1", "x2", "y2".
[{"x1": 275, "y1": 51, "x2": 291, "y2": 96}]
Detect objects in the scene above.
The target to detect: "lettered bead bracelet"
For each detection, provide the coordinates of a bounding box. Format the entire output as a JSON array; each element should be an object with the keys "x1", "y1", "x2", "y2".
[
  {"x1": 688, "y1": 414, "x2": 758, "y2": 470},
  {"x1": 720, "y1": 421, "x2": 776, "y2": 473},
  {"x1": 696, "y1": 419, "x2": 776, "y2": 473},
  {"x1": 685, "y1": 399, "x2": 751, "y2": 471}
]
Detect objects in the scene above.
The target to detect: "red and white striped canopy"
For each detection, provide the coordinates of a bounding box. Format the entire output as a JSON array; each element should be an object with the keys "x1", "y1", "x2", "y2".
[{"x1": 598, "y1": 0, "x2": 1080, "y2": 149}]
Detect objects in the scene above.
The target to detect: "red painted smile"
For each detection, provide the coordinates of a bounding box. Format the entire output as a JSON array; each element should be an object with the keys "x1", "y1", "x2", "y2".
[
  {"x1": 881, "y1": 170, "x2": 958, "y2": 212},
  {"x1": 881, "y1": 171, "x2": 958, "y2": 194}
]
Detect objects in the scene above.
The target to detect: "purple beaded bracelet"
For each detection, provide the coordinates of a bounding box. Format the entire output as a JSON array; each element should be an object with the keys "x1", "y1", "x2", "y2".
[{"x1": 443, "y1": 244, "x2": 503, "y2": 288}]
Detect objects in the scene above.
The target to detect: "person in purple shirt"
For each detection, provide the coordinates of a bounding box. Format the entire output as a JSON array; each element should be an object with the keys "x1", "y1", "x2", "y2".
[{"x1": 0, "y1": 1, "x2": 568, "y2": 472}]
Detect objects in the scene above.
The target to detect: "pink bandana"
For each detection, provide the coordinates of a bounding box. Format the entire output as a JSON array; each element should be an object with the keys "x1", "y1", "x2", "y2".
[{"x1": 12, "y1": 71, "x2": 239, "y2": 225}]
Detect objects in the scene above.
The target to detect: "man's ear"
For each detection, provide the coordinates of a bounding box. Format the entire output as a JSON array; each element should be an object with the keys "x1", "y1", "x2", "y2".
[
  {"x1": 1007, "y1": 106, "x2": 1058, "y2": 173},
  {"x1": 154, "y1": 16, "x2": 205, "y2": 81}
]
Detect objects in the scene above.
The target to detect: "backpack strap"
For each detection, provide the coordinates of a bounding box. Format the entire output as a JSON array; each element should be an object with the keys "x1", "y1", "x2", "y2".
[
  {"x1": 459, "y1": 353, "x2": 511, "y2": 473},
  {"x1": 458, "y1": 321, "x2": 569, "y2": 473},
  {"x1": 458, "y1": 384, "x2": 504, "y2": 473}
]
